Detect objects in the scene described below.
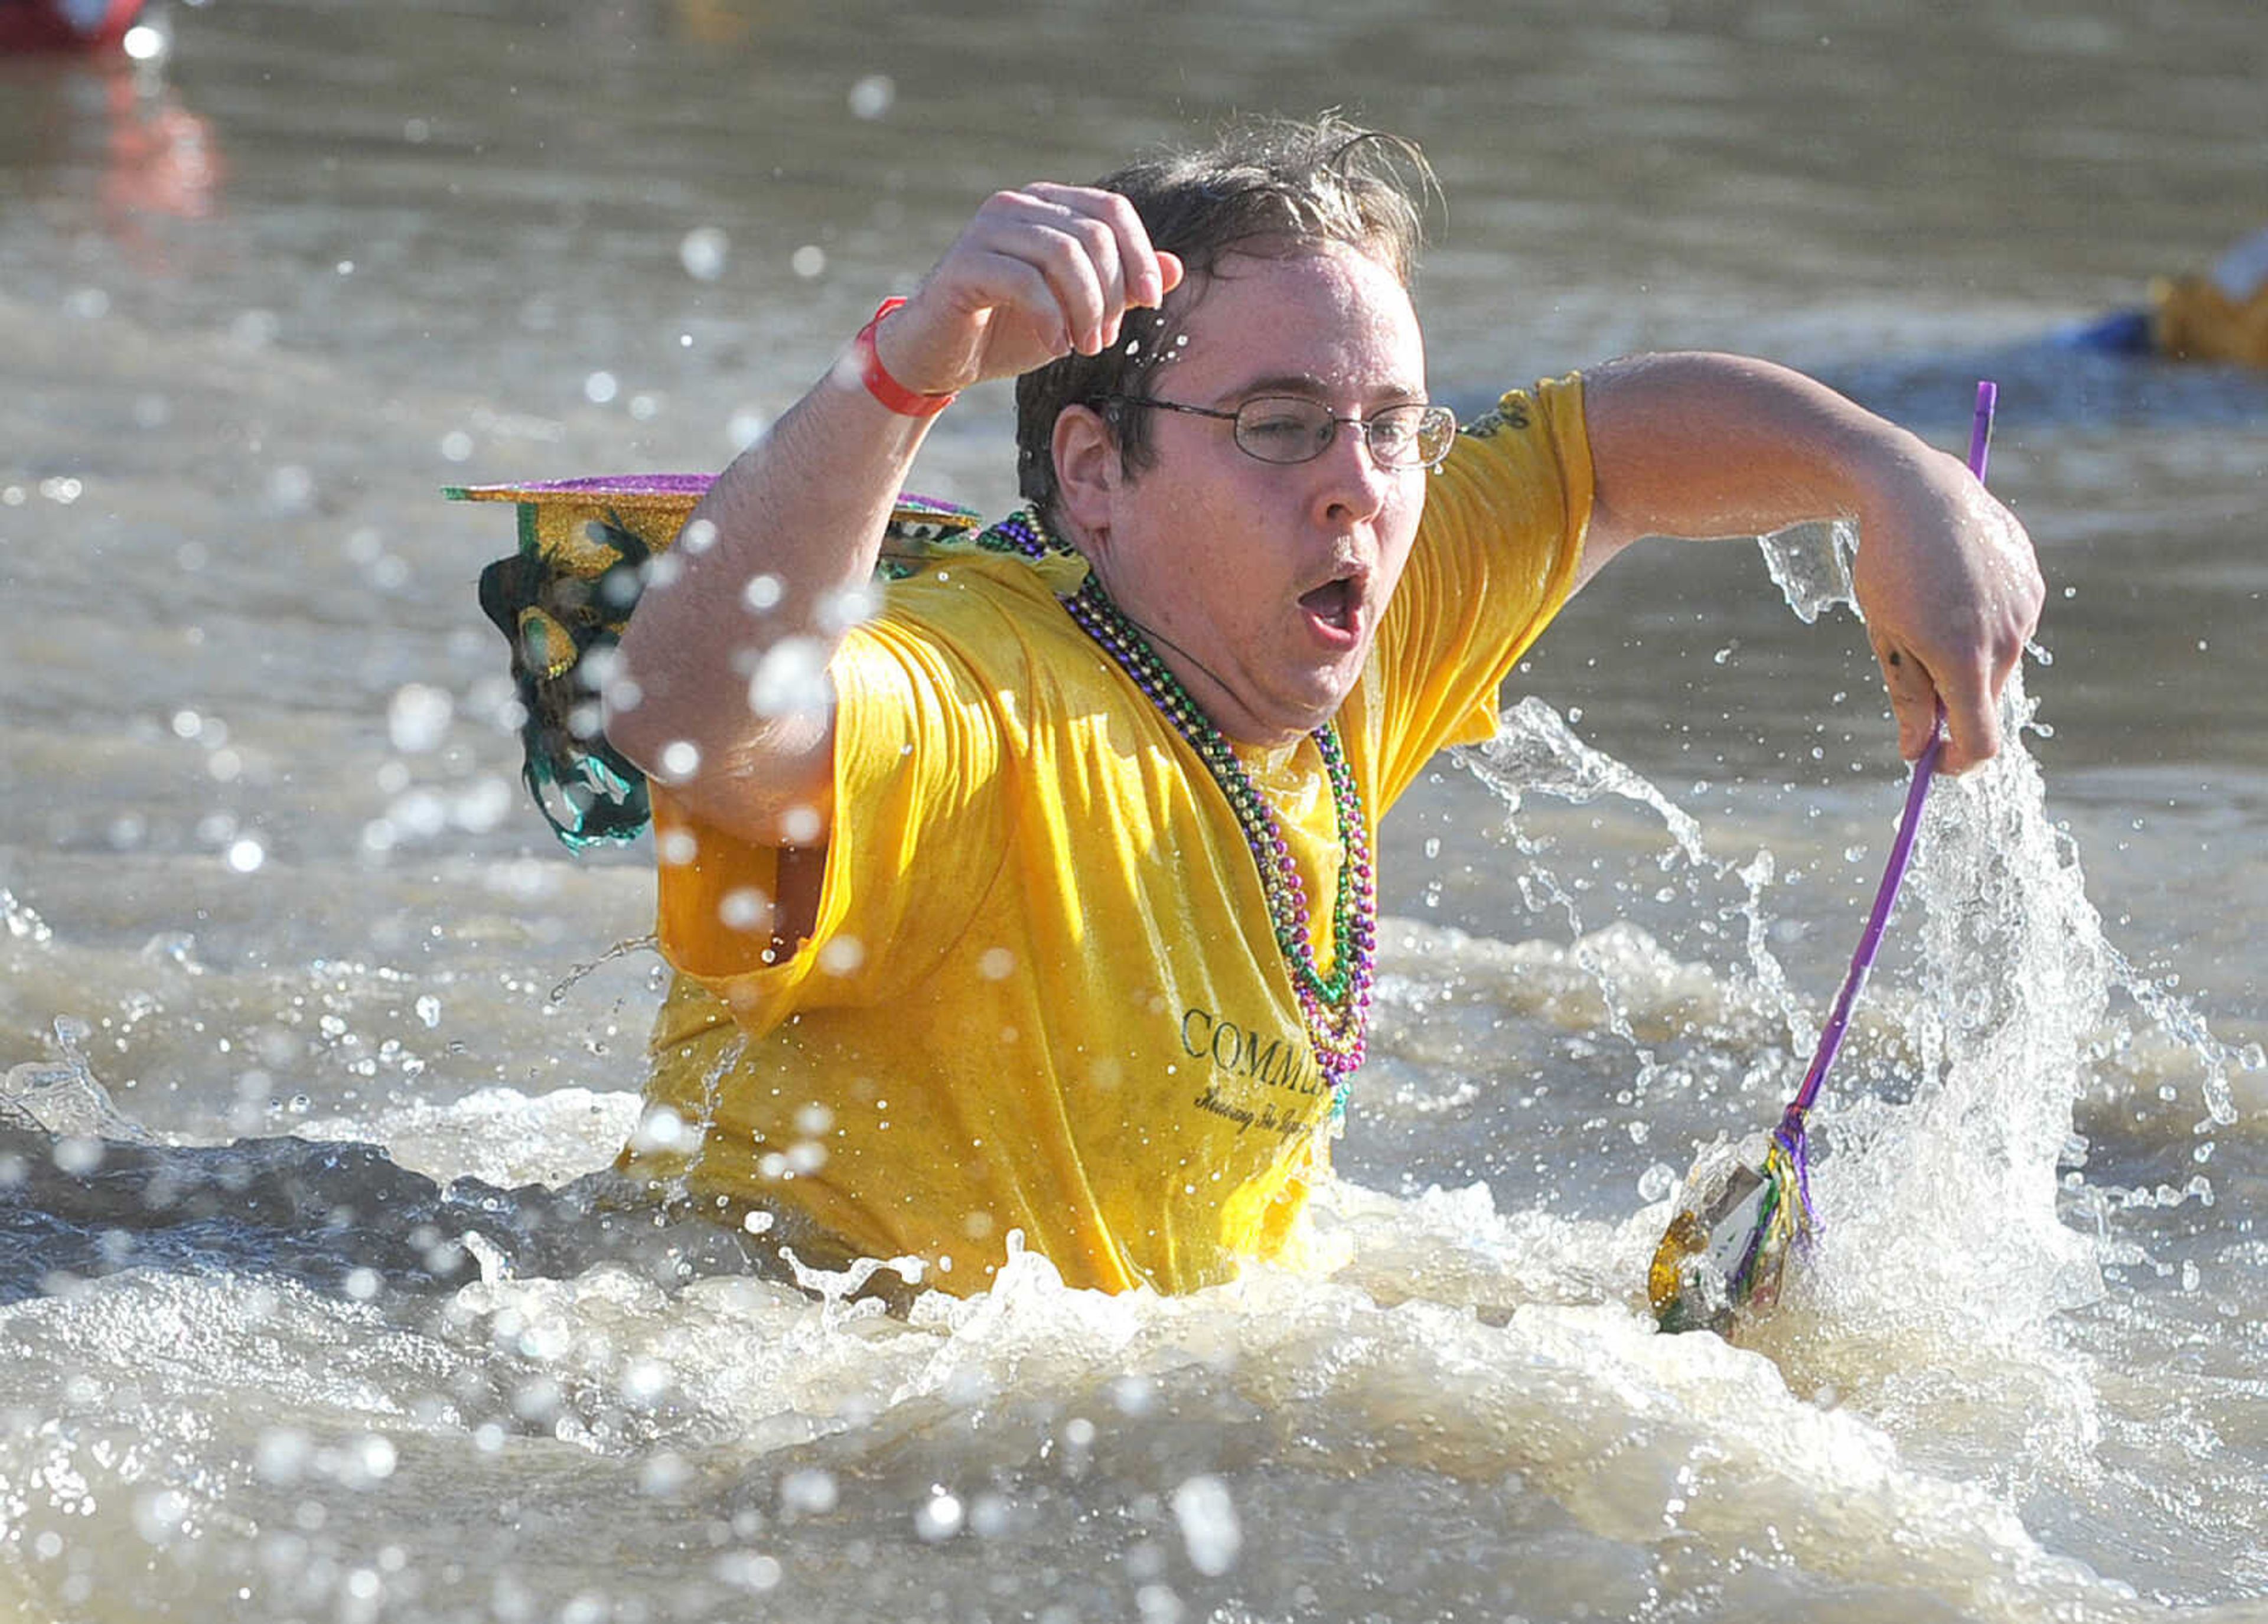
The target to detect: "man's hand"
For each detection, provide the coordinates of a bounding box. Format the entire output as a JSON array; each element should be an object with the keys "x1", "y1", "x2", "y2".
[
  {"x1": 872, "y1": 184, "x2": 1185, "y2": 396},
  {"x1": 1847, "y1": 454, "x2": 2041, "y2": 772}
]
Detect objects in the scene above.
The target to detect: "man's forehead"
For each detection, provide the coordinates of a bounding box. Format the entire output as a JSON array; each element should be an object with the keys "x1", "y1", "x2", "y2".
[{"x1": 1158, "y1": 242, "x2": 1425, "y2": 394}]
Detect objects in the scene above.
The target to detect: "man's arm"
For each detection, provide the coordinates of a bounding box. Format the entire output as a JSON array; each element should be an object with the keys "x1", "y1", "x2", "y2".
[
  {"x1": 1578, "y1": 353, "x2": 2042, "y2": 772},
  {"x1": 605, "y1": 185, "x2": 1181, "y2": 847}
]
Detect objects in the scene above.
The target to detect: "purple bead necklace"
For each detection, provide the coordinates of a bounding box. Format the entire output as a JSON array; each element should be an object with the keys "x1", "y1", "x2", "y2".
[{"x1": 984, "y1": 509, "x2": 1378, "y2": 1101}]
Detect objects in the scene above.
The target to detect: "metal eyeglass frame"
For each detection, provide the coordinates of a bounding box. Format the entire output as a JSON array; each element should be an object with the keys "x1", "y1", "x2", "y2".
[{"x1": 1106, "y1": 394, "x2": 1458, "y2": 469}]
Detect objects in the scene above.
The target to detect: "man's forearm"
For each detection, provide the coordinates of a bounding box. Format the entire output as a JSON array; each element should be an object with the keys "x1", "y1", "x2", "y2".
[
  {"x1": 605, "y1": 353, "x2": 930, "y2": 843},
  {"x1": 1578, "y1": 351, "x2": 1938, "y2": 570},
  {"x1": 1574, "y1": 351, "x2": 2042, "y2": 772}
]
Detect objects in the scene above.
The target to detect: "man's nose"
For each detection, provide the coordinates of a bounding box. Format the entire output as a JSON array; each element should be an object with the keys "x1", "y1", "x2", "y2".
[{"x1": 1312, "y1": 419, "x2": 1394, "y2": 517}]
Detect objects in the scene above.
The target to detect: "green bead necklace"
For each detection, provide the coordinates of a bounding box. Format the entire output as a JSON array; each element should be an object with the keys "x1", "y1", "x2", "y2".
[{"x1": 985, "y1": 509, "x2": 1378, "y2": 1103}]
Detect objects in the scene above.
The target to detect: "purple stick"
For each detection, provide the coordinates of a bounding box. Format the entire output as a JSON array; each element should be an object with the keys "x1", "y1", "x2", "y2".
[{"x1": 1784, "y1": 380, "x2": 1996, "y2": 1127}]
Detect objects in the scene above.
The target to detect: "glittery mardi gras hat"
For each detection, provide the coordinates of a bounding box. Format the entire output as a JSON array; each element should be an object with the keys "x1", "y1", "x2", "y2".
[{"x1": 449, "y1": 476, "x2": 982, "y2": 849}]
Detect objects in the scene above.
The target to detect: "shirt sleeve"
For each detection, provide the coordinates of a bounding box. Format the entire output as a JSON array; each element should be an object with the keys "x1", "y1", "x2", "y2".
[
  {"x1": 649, "y1": 598, "x2": 1017, "y2": 1030},
  {"x1": 1359, "y1": 372, "x2": 1595, "y2": 813}
]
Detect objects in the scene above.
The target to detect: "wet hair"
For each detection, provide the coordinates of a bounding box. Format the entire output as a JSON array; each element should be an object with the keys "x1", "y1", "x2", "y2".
[{"x1": 1013, "y1": 113, "x2": 1436, "y2": 522}]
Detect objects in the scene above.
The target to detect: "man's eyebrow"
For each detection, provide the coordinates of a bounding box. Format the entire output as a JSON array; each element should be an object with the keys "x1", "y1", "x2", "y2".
[{"x1": 1213, "y1": 372, "x2": 1428, "y2": 405}]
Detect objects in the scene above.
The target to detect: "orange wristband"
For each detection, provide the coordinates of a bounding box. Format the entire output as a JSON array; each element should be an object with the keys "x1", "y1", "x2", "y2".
[{"x1": 854, "y1": 297, "x2": 957, "y2": 418}]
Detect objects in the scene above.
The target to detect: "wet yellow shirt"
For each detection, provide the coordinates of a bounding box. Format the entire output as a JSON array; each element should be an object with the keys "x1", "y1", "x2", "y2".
[{"x1": 621, "y1": 377, "x2": 1594, "y2": 1294}]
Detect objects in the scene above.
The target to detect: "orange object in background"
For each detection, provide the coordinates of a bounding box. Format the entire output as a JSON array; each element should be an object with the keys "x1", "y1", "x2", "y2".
[
  {"x1": 0, "y1": 0, "x2": 144, "y2": 53},
  {"x1": 5, "y1": 9, "x2": 223, "y2": 266},
  {"x1": 2150, "y1": 229, "x2": 2268, "y2": 368}
]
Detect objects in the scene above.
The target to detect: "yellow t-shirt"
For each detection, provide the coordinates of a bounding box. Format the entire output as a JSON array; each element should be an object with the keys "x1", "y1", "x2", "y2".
[
  {"x1": 2150, "y1": 273, "x2": 2268, "y2": 367},
  {"x1": 620, "y1": 376, "x2": 1595, "y2": 1294}
]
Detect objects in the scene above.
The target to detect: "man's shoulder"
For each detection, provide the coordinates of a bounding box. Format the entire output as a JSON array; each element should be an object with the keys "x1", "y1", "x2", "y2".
[
  {"x1": 843, "y1": 526, "x2": 1104, "y2": 725},
  {"x1": 874, "y1": 512, "x2": 1093, "y2": 638}
]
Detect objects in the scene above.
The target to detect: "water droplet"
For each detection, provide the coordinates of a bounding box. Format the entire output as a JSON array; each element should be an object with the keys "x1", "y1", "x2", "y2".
[
  {"x1": 255, "y1": 1427, "x2": 311, "y2": 1484},
  {"x1": 266, "y1": 465, "x2": 314, "y2": 511},
  {"x1": 679, "y1": 226, "x2": 729, "y2": 282},
  {"x1": 53, "y1": 1136, "x2": 103, "y2": 1175},
  {"x1": 388, "y1": 683, "x2": 454, "y2": 753},
  {"x1": 353, "y1": 1433, "x2": 398, "y2": 1483},
  {"x1": 713, "y1": 1552, "x2": 783, "y2": 1593},
  {"x1": 230, "y1": 309, "x2": 279, "y2": 350},
  {"x1": 747, "y1": 635, "x2": 829, "y2": 718},
  {"x1": 630, "y1": 1104, "x2": 690, "y2": 1153},
  {"x1": 1171, "y1": 1475, "x2": 1241, "y2": 1576},
  {"x1": 620, "y1": 1359, "x2": 671, "y2": 1406},
  {"x1": 914, "y1": 1490, "x2": 963, "y2": 1541},
  {"x1": 718, "y1": 887, "x2": 771, "y2": 931},
  {"x1": 132, "y1": 1488, "x2": 191, "y2": 1545},
  {"x1": 781, "y1": 1468, "x2": 838, "y2": 1514}
]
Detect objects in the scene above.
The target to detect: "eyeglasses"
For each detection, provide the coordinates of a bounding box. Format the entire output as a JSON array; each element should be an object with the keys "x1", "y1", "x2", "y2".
[{"x1": 1107, "y1": 394, "x2": 1458, "y2": 469}]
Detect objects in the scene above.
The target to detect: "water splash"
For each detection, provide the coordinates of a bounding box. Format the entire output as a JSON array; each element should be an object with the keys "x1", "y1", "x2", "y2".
[
  {"x1": 1452, "y1": 665, "x2": 2258, "y2": 1465},
  {"x1": 1456, "y1": 694, "x2": 1713, "y2": 864},
  {"x1": 1, "y1": 1017, "x2": 152, "y2": 1144},
  {"x1": 2, "y1": 886, "x2": 54, "y2": 945},
  {"x1": 1813, "y1": 680, "x2": 2099, "y2": 1315},
  {"x1": 1452, "y1": 697, "x2": 1748, "y2": 1095},
  {"x1": 1757, "y1": 520, "x2": 1862, "y2": 625}
]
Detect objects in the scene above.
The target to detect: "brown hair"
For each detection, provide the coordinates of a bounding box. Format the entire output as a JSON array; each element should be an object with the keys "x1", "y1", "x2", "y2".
[{"x1": 1013, "y1": 113, "x2": 1435, "y2": 521}]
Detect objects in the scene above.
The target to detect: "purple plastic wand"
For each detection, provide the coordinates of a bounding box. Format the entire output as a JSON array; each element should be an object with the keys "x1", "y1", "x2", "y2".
[{"x1": 1775, "y1": 380, "x2": 1999, "y2": 1218}]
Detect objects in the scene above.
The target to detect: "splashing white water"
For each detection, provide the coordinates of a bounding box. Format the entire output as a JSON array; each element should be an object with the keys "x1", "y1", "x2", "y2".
[{"x1": 1451, "y1": 624, "x2": 2262, "y2": 1538}]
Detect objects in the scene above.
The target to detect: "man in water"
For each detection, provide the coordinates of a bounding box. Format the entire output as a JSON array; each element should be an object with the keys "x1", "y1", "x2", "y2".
[
  {"x1": 2073, "y1": 226, "x2": 2268, "y2": 367},
  {"x1": 603, "y1": 116, "x2": 2039, "y2": 1297}
]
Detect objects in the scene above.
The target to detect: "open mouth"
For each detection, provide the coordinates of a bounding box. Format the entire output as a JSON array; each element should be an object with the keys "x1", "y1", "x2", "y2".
[{"x1": 1299, "y1": 576, "x2": 1358, "y2": 634}]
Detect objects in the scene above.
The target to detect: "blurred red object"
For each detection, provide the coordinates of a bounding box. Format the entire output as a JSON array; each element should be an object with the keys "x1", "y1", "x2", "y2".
[{"x1": 0, "y1": 0, "x2": 145, "y2": 53}]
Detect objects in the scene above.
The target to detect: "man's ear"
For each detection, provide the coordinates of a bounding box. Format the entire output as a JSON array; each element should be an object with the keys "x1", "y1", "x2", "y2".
[{"x1": 1052, "y1": 404, "x2": 1120, "y2": 539}]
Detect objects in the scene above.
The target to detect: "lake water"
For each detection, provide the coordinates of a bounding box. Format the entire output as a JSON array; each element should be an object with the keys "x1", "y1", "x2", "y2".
[{"x1": 4, "y1": 1, "x2": 2267, "y2": 1619}]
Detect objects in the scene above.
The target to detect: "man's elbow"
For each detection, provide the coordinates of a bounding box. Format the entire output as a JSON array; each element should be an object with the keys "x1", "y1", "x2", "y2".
[
  {"x1": 601, "y1": 640, "x2": 742, "y2": 784},
  {"x1": 603, "y1": 701, "x2": 745, "y2": 796},
  {"x1": 606, "y1": 690, "x2": 837, "y2": 846}
]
